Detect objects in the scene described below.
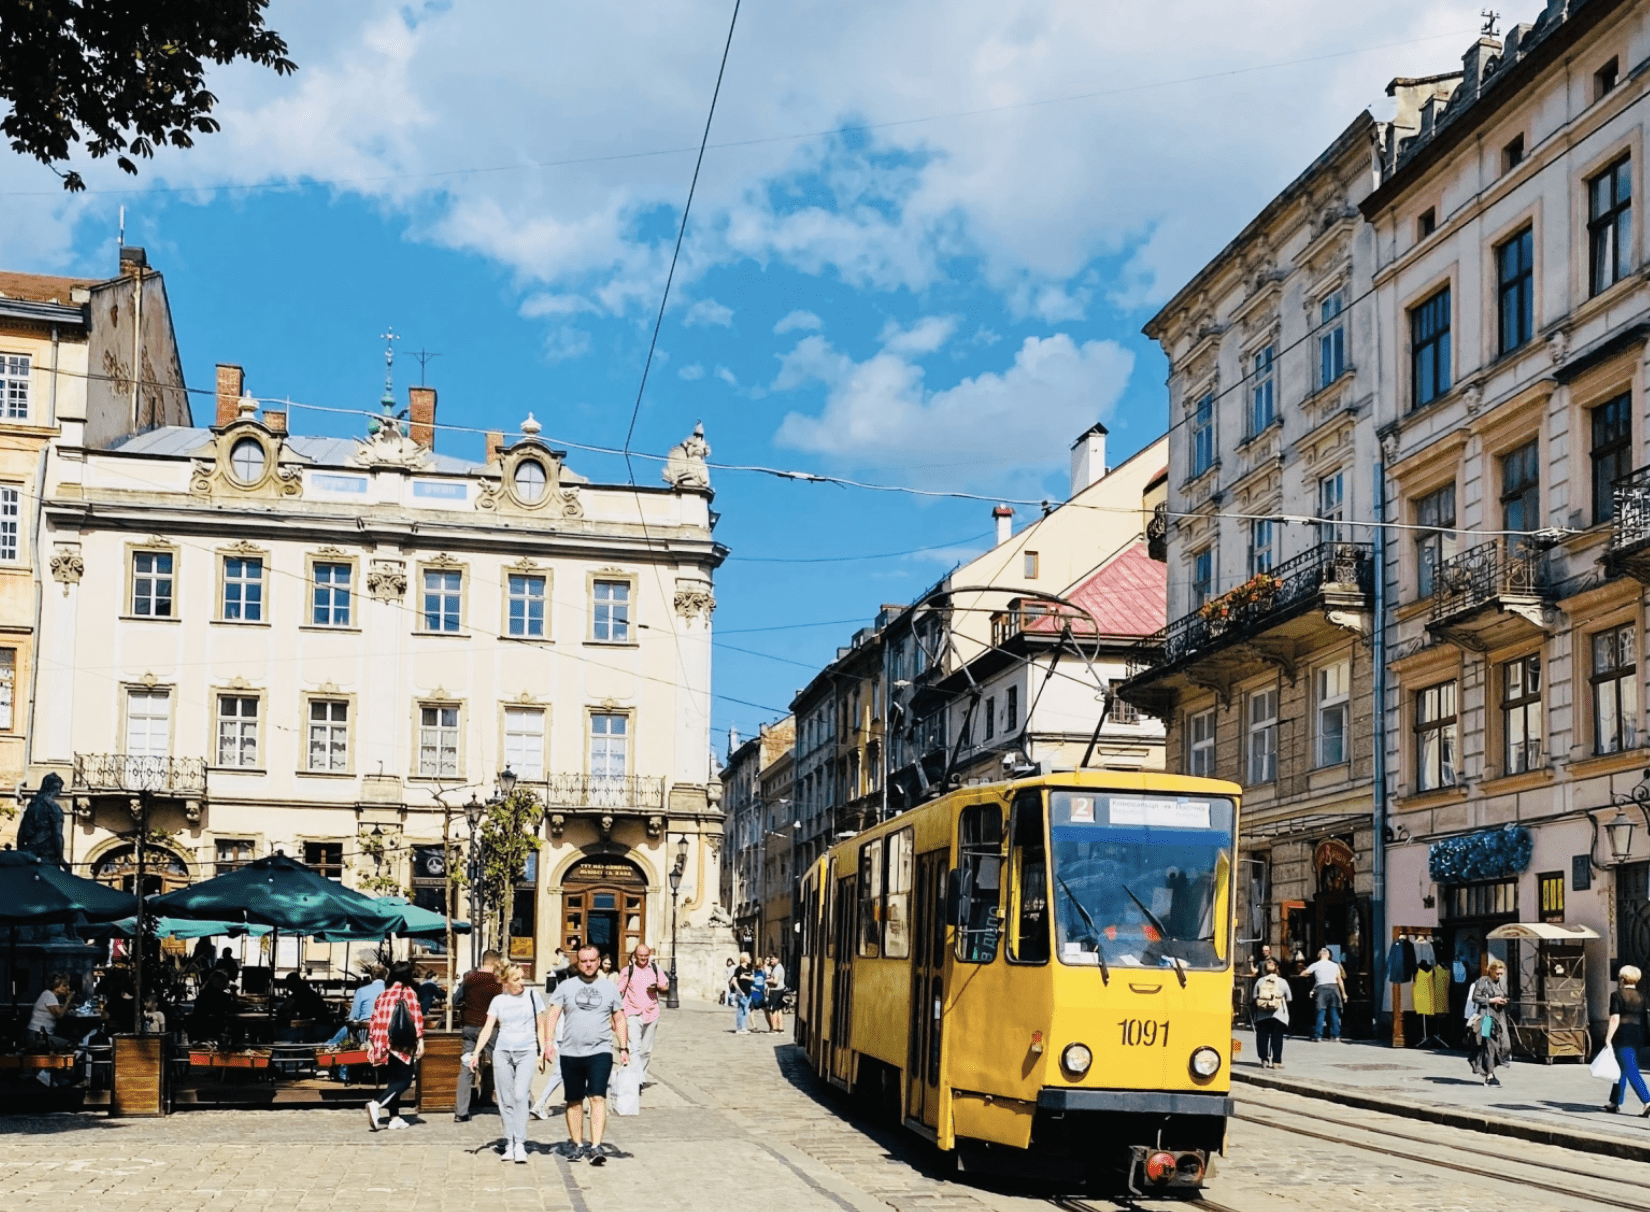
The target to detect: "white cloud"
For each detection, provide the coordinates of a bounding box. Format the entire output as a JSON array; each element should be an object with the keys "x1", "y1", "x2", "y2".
[
  {"x1": 542, "y1": 326, "x2": 592, "y2": 362},
  {"x1": 683, "y1": 297, "x2": 734, "y2": 327},
  {"x1": 774, "y1": 330, "x2": 1132, "y2": 490},
  {"x1": 678, "y1": 362, "x2": 706, "y2": 380},
  {"x1": 520, "y1": 292, "x2": 596, "y2": 318},
  {"x1": 877, "y1": 315, "x2": 958, "y2": 356},
  {"x1": 774, "y1": 309, "x2": 823, "y2": 334},
  {"x1": 715, "y1": 365, "x2": 739, "y2": 386}
]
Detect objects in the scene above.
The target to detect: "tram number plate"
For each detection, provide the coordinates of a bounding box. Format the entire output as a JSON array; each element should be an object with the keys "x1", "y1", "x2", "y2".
[{"x1": 1118, "y1": 1018, "x2": 1170, "y2": 1047}]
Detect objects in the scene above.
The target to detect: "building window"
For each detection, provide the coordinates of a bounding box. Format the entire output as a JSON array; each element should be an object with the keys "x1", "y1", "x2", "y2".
[
  {"x1": 229, "y1": 438, "x2": 266, "y2": 484},
  {"x1": 1496, "y1": 226, "x2": 1534, "y2": 353},
  {"x1": 0, "y1": 648, "x2": 14, "y2": 730},
  {"x1": 222, "y1": 556, "x2": 264, "y2": 622},
  {"x1": 1005, "y1": 685, "x2": 1019, "y2": 731},
  {"x1": 1111, "y1": 697, "x2": 1139, "y2": 725},
  {"x1": 1188, "y1": 708, "x2": 1215, "y2": 777},
  {"x1": 1592, "y1": 623, "x2": 1638, "y2": 755},
  {"x1": 1023, "y1": 551, "x2": 1039, "y2": 579},
  {"x1": 125, "y1": 689, "x2": 170, "y2": 756},
  {"x1": 1502, "y1": 133, "x2": 1525, "y2": 174},
  {"x1": 1589, "y1": 155, "x2": 1632, "y2": 297},
  {"x1": 215, "y1": 695, "x2": 259, "y2": 767},
  {"x1": 984, "y1": 696, "x2": 995, "y2": 740},
  {"x1": 1318, "y1": 471, "x2": 1344, "y2": 547},
  {"x1": 311, "y1": 562, "x2": 351, "y2": 627},
  {"x1": 0, "y1": 487, "x2": 17, "y2": 562},
  {"x1": 504, "y1": 706, "x2": 544, "y2": 779},
  {"x1": 590, "y1": 712, "x2": 628, "y2": 777},
  {"x1": 1444, "y1": 878, "x2": 1515, "y2": 920},
  {"x1": 1415, "y1": 484, "x2": 1456, "y2": 599},
  {"x1": 422, "y1": 569, "x2": 462, "y2": 633},
  {"x1": 215, "y1": 839, "x2": 255, "y2": 876},
  {"x1": 1247, "y1": 688, "x2": 1277, "y2": 785},
  {"x1": 307, "y1": 700, "x2": 348, "y2": 772},
  {"x1": 0, "y1": 354, "x2": 28, "y2": 420},
  {"x1": 592, "y1": 579, "x2": 630, "y2": 642},
  {"x1": 1249, "y1": 345, "x2": 1275, "y2": 436},
  {"x1": 1410, "y1": 287, "x2": 1451, "y2": 408},
  {"x1": 418, "y1": 704, "x2": 460, "y2": 776},
  {"x1": 1502, "y1": 654, "x2": 1542, "y2": 775},
  {"x1": 1191, "y1": 392, "x2": 1215, "y2": 477},
  {"x1": 132, "y1": 551, "x2": 174, "y2": 617},
  {"x1": 1415, "y1": 681, "x2": 1458, "y2": 792},
  {"x1": 1500, "y1": 439, "x2": 1540, "y2": 534},
  {"x1": 1192, "y1": 547, "x2": 1214, "y2": 608},
  {"x1": 508, "y1": 574, "x2": 546, "y2": 637},
  {"x1": 1319, "y1": 293, "x2": 1345, "y2": 388},
  {"x1": 1316, "y1": 660, "x2": 1349, "y2": 767},
  {"x1": 1593, "y1": 393, "x2": 1632, "y2": 524},
  {"x1": 1417, "y1": 207, "x2": 1436, "y2": 239},
  {"x1": 513, "y1": 460, "x2": 547, "y2": 503},
  {"x1": 1539, "y1": 870, "x2": 1566, "y2": 923},
  {"x1": 1248, "y1": 518, "x2": 1274, "y2": 577},
  {"x1": 1596, "y1": 57, "x2": 1620, "y2": 101},
  {"x1": 304, "y1": 841, "x2": 344, "y2": 881}
]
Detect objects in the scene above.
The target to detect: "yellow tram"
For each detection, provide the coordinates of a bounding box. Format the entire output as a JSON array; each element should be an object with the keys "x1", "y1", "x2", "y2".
[{"x1": 795, "y1": 770, "x2": 1241, "y2": 1194}]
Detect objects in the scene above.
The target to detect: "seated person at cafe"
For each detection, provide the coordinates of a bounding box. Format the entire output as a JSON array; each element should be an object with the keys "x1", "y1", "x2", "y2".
[
  {"x1": 321, "y1": 965, "x2": 386, "y2": 1079},
  {"x1": 188, "y1": 970, "x2": 238, "y2": 1043},
  {"x1": 417, "y1": 969, "x2": 446, "y2": 1017},
  {"x1": 141, "y1": 992, "x2": 169, "y2": 1035},
  {"x1": 98, "y1": 962, "x2": 137, "y2": 1035},
  {"x1": 190, "y1": 937, "x2": 216, "y2": 972},
  {"x1": 275, "y1": 972, "x2": 332, "y2": 1042},
  {"x1": 28, "y1": 972, "x2": 75, "y2": 1045},
  {"x1": 214, "y1": 947, "x2": 240, "y2": 980}
]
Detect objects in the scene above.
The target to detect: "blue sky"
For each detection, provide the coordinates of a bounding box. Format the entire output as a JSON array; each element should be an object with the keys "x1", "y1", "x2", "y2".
[{"x1": 0, "y1": 0, "x2": 1492, "y2": 745}]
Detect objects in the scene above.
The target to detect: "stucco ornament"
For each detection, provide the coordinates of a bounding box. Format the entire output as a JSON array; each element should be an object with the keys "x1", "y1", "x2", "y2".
[
  {"x1": 367, "y1": 559, "x2": 408, "y2": 602},
  {"x1": 674, "y1": 577, "x2": 716, "y2": 621},
  {"x1": 50, "y1": 545, "x2": 84, "y2": 595},
  {"x1": 662, "y1": 423, "x2": 711, "y2": 490}
]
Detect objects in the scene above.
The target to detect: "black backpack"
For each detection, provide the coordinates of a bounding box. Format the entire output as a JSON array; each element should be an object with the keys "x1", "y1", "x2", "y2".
[{"x1": 387, "y1": 991, "x2": 418, "y2": 1053}]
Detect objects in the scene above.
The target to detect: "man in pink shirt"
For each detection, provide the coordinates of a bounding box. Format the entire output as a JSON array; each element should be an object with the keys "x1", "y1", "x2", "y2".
[{"x1": 615, "y1": 943, "x2": 670, "y2": 1087}]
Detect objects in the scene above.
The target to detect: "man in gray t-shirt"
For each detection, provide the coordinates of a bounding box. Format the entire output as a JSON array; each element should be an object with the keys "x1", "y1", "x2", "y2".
[{"x1": 544, "y1": 946, "x2": 630, "y2": 1164}]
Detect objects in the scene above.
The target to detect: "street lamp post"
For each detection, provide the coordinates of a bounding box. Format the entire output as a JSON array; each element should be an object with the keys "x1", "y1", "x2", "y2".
[{"x1": 667, "y1": 834, "x2": 688, "y2": 1009}]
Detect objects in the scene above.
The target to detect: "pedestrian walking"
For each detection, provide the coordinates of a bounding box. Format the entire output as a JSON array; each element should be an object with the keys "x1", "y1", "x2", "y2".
[
  {"x1": 452, "y1": 949, "x2": 502, "y2": 1122},
  {"x1": 527, "y1": 1009, "x2": 566, "y2": 1122},
  {"x1": 1466, "y1": 958, "x2": 1511, "y2": 1087},
  {"x1": 763, "y1": 955, "x2": 787, "y2": 1034},
  {"x1": 615, "y1": 943, "x2": 669, "y2": 1087},
  {"x1": 720, "y1": 957, "x2": 736, "y2": 1005},
  {"x1": 1606, "y1": 964, "x2": 1650, "y2": 1114},
  {"x1": 731, "y1": 952, "x2": 755, "y2": 1033},
  {"x1": 469, "y1": 963, "x2": 548, "y2": 1163},
  {"x1": 545, "y1": 946, "x2": 630, "y2": 1166},
  {"x1": 599, "y1": 955, "x2": 616, "y2": 983},
  {"x1": 365, "y1": 961, "x2": 424, "y2": 1131},
  {"x1": 1304, "y1": 947, "x2": 1345, "y2": 1041},
  {"x1": 1250, "y1": 958, "x2": 1291, "y2": 1069}
]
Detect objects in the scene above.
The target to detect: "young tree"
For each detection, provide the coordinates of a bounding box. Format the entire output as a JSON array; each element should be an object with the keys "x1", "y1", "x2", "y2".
[
  {"x1": 0, "y1": 0, "x2": 296, "y2": 191},
  {"x1": 475, "y1": 787, "x2": 545, "y2": 958}
]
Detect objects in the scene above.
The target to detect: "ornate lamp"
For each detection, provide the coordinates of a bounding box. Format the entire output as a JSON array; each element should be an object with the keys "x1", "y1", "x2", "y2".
[{"x1": 1607, "y1": 808, "x2": 1636, "y2": 864}]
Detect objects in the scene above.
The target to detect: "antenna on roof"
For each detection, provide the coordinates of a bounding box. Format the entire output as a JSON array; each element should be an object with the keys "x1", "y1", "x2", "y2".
[
  {"x1": 409, "y1": 347, "x2": 441, "y2": 387},
  {"x1": 1480, "y1": 9, "x2": 1500, "y2": 36},
  {"x1": 118, "y1": 205, "x2": 125, "y2": 249}
]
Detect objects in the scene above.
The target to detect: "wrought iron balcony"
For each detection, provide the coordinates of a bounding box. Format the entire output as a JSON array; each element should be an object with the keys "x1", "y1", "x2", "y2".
[
  {"x1": 1427, "y1": 539, "x2": 1553, "y2": 652},
  {"x1": 537, "y1": 773, "x2": 666, "y2": 811},
  {"x1": 1606, "y1": 464, "x2": 1650, "y2": 583},
  {"x1": 1119, "y1": 541, "x2": 1372, "y2": 711},
  {"x1": 73, "y1": 754, "x2": 207, "y2": 796}
]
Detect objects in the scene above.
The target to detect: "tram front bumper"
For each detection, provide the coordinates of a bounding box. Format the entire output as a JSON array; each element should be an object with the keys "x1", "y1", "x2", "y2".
[{"x1": 1036, "y1": 1088, "x2": 1233, "y2": 1116}]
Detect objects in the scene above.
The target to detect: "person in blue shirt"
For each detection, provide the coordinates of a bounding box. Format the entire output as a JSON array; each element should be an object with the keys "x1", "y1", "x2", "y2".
[{"x1": 324, "y1": 965, "x2": 386, "y2": 1081}]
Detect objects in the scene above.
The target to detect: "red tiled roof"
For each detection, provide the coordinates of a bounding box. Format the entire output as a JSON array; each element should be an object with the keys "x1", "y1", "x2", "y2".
[
  {"x1": 0, "y1": 270, "x2": 100, "y2": 304},
  {"x1": 1024, "y1": 542, "x2": 1165, "y2": 638}
]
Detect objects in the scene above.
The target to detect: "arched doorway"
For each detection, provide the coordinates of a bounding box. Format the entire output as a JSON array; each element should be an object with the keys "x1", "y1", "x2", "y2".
[
  {"x1": 92, "y1": 843, "x2": 191, "y2": 897},
  {"x1": 560, "y1": 857, "x2": 647, "y2": 968}
]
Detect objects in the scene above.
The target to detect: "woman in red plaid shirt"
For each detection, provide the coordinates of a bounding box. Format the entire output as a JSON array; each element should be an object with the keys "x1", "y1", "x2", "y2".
[{"x1": 366, "y1": 960, "x2": 424, "y2": 1131}]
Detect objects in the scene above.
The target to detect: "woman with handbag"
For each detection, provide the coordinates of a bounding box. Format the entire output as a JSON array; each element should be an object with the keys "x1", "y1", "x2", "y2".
[
  {"x1": 1465, "y1": 958, "x2": 1511, "y2": 1088},
  {"x1": 1250, "y1": 958, "x2": 1292, "y2": 1069},
  {"x1": 1605, "y1": 964, "x2": 1650, "y2": 1114},
  {"x1": 366, "y1": 960, "x2": 425, "y2": 1131},
  {"x1": 470, "y1": 963, "x2": 548, "y2": 1162}
]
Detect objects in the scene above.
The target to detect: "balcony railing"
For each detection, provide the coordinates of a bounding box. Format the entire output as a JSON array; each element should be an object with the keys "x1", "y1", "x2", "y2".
[
  {"x1": 1128, "y1": 541, "x2": 1372, "y2": 675},
  {"x1": 535, "y1": 773, "x2": 666, "y2": 811},
  {"x1": 1608, "y1": 464, "x2": 1650, "y2": 572},
  {"x1": 73, "y1": 754, "x2": 207, "y2": 795},
  {"x1": 1430, "y1": 539, "x2": 1544, "y2": 621}
]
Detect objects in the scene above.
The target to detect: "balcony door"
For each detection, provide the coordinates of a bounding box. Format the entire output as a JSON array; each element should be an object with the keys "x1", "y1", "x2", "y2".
[
  {"x1": 561, "y1": 856, "x2": 647, "y2": 968},
  {"x1": 92, "y1": 842, "x2": 191, "y2": 896}
]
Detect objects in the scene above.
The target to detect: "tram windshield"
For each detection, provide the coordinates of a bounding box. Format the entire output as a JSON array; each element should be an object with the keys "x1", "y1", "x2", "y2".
[{"x1": 1048, "y1": 790, "x2": 1234, "y2": 971}]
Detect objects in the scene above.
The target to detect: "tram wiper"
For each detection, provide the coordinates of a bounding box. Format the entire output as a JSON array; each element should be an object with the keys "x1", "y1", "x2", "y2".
[
  {"x1": 1120, "y1": 883, "x2": 1188, "y2": 987},
  {"x1": 1055, "y1": 874, "x2": 1108, "y2": 985}
]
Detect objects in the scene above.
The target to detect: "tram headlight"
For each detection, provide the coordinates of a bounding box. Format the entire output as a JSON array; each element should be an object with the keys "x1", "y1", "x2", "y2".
[
  {"x1": 1189, "y1": 1046, "x2": 1222, "y2": 1079},
  {"x1": 1060, "y1": 1042, "x2": 1093, "y2": 1077}
]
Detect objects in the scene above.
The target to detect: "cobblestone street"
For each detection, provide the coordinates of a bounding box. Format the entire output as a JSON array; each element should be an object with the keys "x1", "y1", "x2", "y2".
[{"x1": 3, "y1": 1004, "x2": 1647, "y2": 1212}]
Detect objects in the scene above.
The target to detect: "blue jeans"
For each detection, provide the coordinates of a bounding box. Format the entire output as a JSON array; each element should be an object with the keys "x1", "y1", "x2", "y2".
[
  {"x1": 1313, "y1": 992, "x2": 1341, "y2": 1040},
  {"x1": 734, "y1": 992, "x2": 750, "y2": 1031},
  {"x1": 1611, "y1": 1045, "x2": 1650, "y2": 1108}
]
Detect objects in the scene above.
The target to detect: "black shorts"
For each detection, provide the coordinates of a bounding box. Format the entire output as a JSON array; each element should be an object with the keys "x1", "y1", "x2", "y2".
[{"x1": 560, "y1": 1052, "x2": 614, "y2": 1102}]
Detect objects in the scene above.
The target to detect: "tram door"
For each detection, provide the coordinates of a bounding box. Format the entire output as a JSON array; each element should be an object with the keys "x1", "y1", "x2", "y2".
[
  {"x1": 829, "y1": 874, "x2": 857, "y2": 1086},
  {"x1": 905, "y1": 849, "x2": 947, "y2": 1129}
]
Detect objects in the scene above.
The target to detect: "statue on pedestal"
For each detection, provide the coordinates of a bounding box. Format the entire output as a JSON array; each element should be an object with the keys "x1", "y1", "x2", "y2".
[{"x1": 16, "y1": 773, "x2": 67, "y2": 870}]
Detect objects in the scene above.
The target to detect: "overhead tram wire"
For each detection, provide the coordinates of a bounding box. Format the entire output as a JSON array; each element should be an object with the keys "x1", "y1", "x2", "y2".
[{"x1": 621, "y1": 0, "x2": 741, "y2": 484}]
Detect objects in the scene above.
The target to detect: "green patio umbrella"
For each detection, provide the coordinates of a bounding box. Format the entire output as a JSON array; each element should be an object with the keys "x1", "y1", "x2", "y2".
[
  {"x1": 0, "y1": 850, "x2": 136, "y2": 924},
  {"x1": 149, "y1": 853, "x2": 404, "y2": 936},
  {"x1": 310, "y1": 896, "x2": 470, "y2": 942},
  {"x1": 83, "y1": 916, "x2": 273, "y2": 941}
]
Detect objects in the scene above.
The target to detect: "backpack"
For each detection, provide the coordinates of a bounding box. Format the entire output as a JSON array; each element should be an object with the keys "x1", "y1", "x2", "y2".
[
  {"x1": 749, "y1": 968, "x2": 767, "y2": 1008},
  {"x1": 1253, "y1": 978, "x2": 1285, "y2": 1013},
  {"x1": 387, "y1": 990, "x2": 418, "y2": 1053}
]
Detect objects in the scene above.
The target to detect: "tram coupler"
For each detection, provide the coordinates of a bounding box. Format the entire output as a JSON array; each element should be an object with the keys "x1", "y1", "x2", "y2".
[{"x1": 1126, "y1": 1146, "x2": 1208, "y2": 1195}]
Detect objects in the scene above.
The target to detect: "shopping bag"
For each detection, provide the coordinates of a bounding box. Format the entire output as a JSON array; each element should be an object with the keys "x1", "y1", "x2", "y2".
[
  {"x1": 1592, "y1": 1048, "x2": 1622, "y2": 1082},
  {"x1": 610, "y1": 1066, "x2": 641, "y2": 1116}
]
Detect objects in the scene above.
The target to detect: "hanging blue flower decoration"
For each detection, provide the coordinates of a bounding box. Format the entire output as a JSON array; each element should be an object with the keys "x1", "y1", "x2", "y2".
[{"x1": 1428, "y1": 824, "x2": 1533, "y2": 884}]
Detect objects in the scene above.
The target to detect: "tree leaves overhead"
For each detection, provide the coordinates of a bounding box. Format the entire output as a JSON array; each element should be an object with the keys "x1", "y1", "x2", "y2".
[{"x1": 0, "y1": 0, "x2": 296, "y2": 191}]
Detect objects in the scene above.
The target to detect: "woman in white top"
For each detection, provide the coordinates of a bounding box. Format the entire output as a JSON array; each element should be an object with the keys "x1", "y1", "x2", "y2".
[{"x1": 470, "y1": 963, "x2": 548, "y2": 1163}]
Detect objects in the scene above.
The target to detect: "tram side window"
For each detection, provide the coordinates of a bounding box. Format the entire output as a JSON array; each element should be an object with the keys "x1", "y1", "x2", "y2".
[
  {"x1": 885, "y1": 828, "x2": 914, "y2": 959},
  {"x1": 859, "y1": 842, "x2": 883, "y2": 958},
  {"x1": 1009, "y1": 792, "x2": 1050, "y2": 964},
  {"x1": 952, "y1": 804, "x2": 1004, "y2": 964}
]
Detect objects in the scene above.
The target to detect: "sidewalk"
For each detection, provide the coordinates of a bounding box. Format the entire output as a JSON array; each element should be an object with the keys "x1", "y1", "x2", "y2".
[{"x1": 1233, "y1": 1025, "x2": 1650, "y2": 1160}]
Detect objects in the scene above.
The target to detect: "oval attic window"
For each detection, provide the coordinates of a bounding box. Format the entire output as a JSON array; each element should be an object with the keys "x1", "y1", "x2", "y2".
[
  {"x1": 514, "y1": 460, "x2": 547, "y2": 503},
  {"x1": 229, "y1": 438, "x2": 267, "y2": 484}
]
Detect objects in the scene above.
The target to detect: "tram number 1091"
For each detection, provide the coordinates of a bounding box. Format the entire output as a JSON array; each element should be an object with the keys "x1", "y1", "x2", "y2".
[{"x1": 1117, "y1": 1018, "x2": 1171, "y2": 1047}]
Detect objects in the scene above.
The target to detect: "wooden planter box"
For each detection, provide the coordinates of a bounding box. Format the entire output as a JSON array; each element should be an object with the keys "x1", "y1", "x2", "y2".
[
  {"x1": 314, "y1": 1049, "x2": 372, "y2": 1069},
  {"x1": 111, "y1": 1035, "x2": 168, "y2": 1118},
  {"x1": 417, "y1": 1031, "x2": 466, "y2": 1113},
  {"x1": 22, "y1": 1053, "x2": 78, "y2": 1071},
  {"x1": 189, "y1": 1049, "x2": 272, "y2": 1070}
]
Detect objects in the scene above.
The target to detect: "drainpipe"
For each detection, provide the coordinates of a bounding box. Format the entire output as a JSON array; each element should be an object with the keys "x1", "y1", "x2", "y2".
[{"x1": 1371, "y1": 456, "x2": 1389, "y2": 1031}]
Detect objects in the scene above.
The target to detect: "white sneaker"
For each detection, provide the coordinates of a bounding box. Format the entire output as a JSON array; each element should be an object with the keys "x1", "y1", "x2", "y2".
[
  {"x1": 530, "y1": 1105, "x2": 549, "y2": 1121},
  {"x1": 386, "y1": 1117, "x2": 410, "y2": 1130},
  {"x1": 365, "y1": 1100, "x2": 383, "y2": 1131},
  {"x1": 514, "y1": 1143, "x2": 528, "y2": 1163}
]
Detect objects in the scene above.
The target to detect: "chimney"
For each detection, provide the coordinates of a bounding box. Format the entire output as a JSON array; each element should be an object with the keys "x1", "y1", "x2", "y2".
[
  {"x1": 215, "y1": 364, "x2": 245, "y2": 428},
  {"x1": 264, "y1": 410, "x2": 287, "y2": 436},
  {"x1": 1070, "y1": 421, "x2": 1109, "y2": 497},
  {"x1": 118, "y1": 246, "x2": 147, "y2": 276},
  {"x1": 485, "y1": 430, "x2": 505, "y2": 464},
  {"x1": 993, "y1": 504, "x2": 1015, "y2": 546},
  {"x1": 728, "y1": 726, "x2": 741, "y2": 758},
  {"x1": 1458, "y1": 35, "x2": 1502, "y2": 105},
  {"x1": 408, "y1": 386, "x2": 437, "y2": 450}
]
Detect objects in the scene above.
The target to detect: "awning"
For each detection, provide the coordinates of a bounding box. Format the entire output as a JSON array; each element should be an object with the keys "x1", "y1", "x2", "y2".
[{"x1": 1487, "y1": 922, "x2": 1601, "y2": 942}]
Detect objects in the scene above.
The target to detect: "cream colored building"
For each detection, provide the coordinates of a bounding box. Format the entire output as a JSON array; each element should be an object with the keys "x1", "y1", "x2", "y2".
[{"x1": 30, "y1": 362, "x2": 730, "y2": 995}]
